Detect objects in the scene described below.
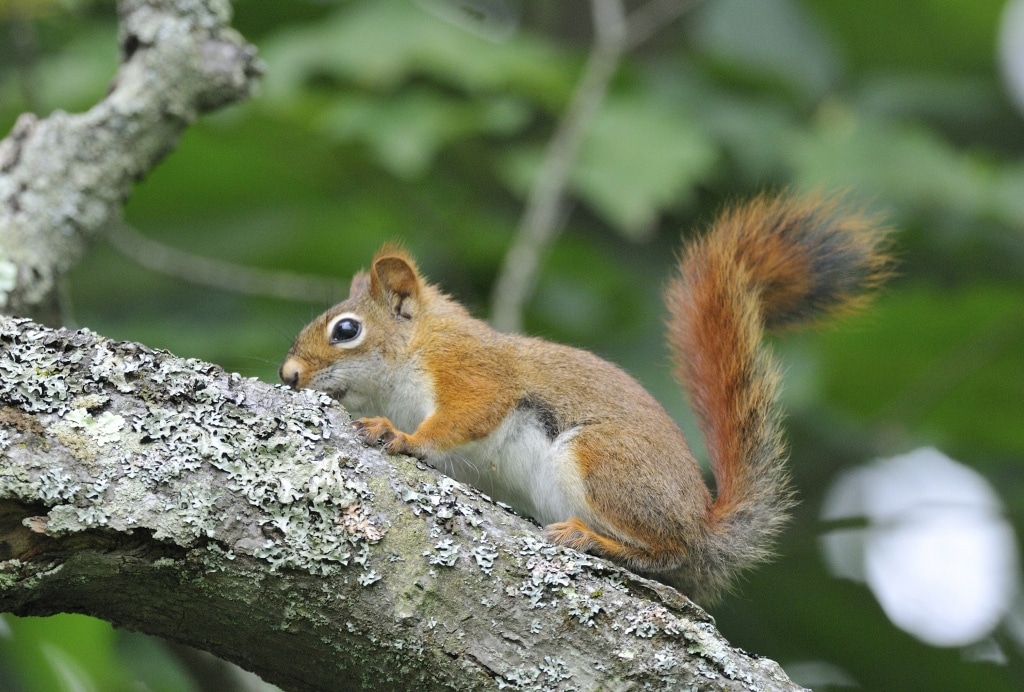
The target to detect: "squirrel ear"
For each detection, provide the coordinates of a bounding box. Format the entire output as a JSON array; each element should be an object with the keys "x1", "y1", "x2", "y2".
[
  {"x1": 349, "y1": 270, "x2": 370, "y2": 298},
  {"x1": 371, "y1": 254, "x2": 421, "y2": 318}
]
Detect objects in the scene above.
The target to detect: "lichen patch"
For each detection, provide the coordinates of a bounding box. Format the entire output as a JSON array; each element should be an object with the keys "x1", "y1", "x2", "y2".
[{"x1": 0, "y1": 316, "x2": 385, "y2": 580}]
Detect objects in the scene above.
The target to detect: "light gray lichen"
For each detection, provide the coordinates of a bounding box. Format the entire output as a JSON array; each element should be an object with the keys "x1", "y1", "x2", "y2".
[
  {"x1": 426, "y1": 538, "x2": 461, "y2": 567},
  {"x1": 0, "y1": 316, "x2": 384, "y2": 580},
  {"x1": 471, "y1": 541, "x2": 499, "y2": 574},
  {"x1": 64, "y1": 409, "x2": 126, "y2": 444}
]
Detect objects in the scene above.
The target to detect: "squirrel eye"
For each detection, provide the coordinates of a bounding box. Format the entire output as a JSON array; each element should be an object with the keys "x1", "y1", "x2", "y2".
[{"x1": 330, "y1": 317, "x2": 362, "y2": 344}]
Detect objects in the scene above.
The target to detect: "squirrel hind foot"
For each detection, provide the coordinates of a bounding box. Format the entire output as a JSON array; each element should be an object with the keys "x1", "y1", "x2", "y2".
[
  {"x1": 544, "y1": 517, "x2": 683, "y2": 572},
  {"x1": 544, "y1": 517, "x2": 600, "y2": 553}
]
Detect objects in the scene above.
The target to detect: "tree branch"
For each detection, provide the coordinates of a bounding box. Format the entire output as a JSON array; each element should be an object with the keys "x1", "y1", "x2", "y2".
[
  {"x1": 489, "y1": 0, "x2": 701, "y2": 333},
  {"x1": 0, "y1": 315, "x2": 803, "y2": 692},
  {"x1": 0, "y1": 0, "x2": 262, "y2": 324},
  {"x1": 106, "y1": 221, "x2": 348, "y2": 304},
  {"x1": 490, "y1": 0, "x2": 627, "y2": 333}
]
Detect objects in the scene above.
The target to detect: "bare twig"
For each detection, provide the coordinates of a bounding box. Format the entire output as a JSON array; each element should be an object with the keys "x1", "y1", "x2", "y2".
[
  {"x1": 490, "y1": 0, "x2": 627, "y2": 333},
  {"x1": 489, "y1": 0, "x2": 700, "y2": 333},
  {"x1": 107, "y1": 222, "x2": 347, "y2": 304}
]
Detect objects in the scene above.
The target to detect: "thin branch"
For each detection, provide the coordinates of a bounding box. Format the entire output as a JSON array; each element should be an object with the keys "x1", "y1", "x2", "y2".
[
  {"x1": 489, "y1": 0, "x2": 701, "y2": 333},
  {"x1": 107, "y1": 222, "x2": 348, "y2": 304},
  {"x1": 489, "y1": 0, "x2": 627, "y2": 333}
]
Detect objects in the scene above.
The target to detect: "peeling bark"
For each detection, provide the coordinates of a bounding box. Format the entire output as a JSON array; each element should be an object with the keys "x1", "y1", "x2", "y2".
[
  {"x1": 0, "y1": 0, "x2": 262, "y2": 322},
  {"x1": 0, "y1": 315, "x2": 805, "y2": 691}
]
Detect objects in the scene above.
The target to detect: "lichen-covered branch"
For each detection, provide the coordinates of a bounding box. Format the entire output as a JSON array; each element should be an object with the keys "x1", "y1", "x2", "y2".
[
  {"x1": 0, "y1": 0, "x2": 262, "y2": 323},
  {"x1": 0, "y1": 315, "x2": 803, "y2": 692}
]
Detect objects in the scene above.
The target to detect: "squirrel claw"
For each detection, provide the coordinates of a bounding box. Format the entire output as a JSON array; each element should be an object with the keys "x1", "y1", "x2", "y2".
[
  {"x1": 352, "y1": 417, "x2": 423, "y2": 459},
  {"x1": 352, "y1": 417, "x2": 395, "y2": 447}
]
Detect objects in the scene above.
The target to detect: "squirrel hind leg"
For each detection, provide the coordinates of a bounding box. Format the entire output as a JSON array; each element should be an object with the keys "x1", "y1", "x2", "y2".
[
  {"x1": 544, "y1": 517, "x2": 676, "y2": 569},
  {"x1": 544, "y1": 520, "x2": 647, "y2": 560},
  {"x1": 545, "y1": 518, "x2": 730, "y2": 604},
  {"x1": 545, "y1": 421, "x2": 707, "y2": 572}
]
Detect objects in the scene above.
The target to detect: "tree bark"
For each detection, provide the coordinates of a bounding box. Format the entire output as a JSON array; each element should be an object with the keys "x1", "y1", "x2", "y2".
[
  {"x1": 0, "y1": 0, "x2": 261, "y2": 323},
  {"x1": 0, "y1": 315, "x2": 804, "y2": 691}
]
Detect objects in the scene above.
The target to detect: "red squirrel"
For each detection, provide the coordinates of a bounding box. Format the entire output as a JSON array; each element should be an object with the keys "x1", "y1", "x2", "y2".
[{"x1": 280, "y1": 193, "x2": 891, "y2": 603}]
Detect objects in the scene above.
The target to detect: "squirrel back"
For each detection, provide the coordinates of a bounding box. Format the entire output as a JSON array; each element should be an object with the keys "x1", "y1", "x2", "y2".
[{"x1": 281, "y1": 193, "x2": 892, "y2": 604}]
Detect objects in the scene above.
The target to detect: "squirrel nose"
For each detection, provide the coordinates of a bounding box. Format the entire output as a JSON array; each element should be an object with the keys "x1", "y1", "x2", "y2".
[{"x1": 279, "y1": 358, "x2": 303, "y2": 389}]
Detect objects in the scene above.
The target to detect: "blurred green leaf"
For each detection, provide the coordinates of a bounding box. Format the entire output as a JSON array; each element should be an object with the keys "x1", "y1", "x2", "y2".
[
  {"x1": 260, "y1": 0, "x2": 573, "y2": 107},
  {"x1": 854, "y1": 73, "x2": 1002, "y2": 123},
  {"x1": 818, "y1": 285, "x2": 1024, "y2": 459},
  {"x1": 572, "y1": 95, "x2": 719, "y2": 238},
  {"x1": 0, "y1": 614, "x2": 132, "y2": 692},
  {"x1": 317, "y1": 88, "x2": 529, "y2": 178},
  {"x1": 0, "y1": 20, "x2": 115, "y2": 115},
  {"x1": 502, "y1": 95, "x2": 719, "y2": 238},
  {"x1": 788, "y1": 109, "x2": 1024, "y2": 229},
  {"x1": 802, "y1": 0, "x2": 1005, "y2": 73},
  {"x1": 125, "y1": 116, "x2": 325, "y2": 226},
  {"x1": 114, "y1": 631, "x2": 199, "y2": 692},
  {"x1": 638, "y1": 63, "x2": 800, "y2": 184},
  {"x1": 0, "y1": 0, "x2": 90, "y2": 21},
  {"x1": 690, "y1": 0, "x2": 842, "y2": 98}
]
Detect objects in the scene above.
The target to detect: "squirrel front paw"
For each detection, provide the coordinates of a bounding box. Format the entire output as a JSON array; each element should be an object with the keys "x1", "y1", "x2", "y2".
[{"x1": 352, "y1": 417, "x2": 424, "y2": 459}]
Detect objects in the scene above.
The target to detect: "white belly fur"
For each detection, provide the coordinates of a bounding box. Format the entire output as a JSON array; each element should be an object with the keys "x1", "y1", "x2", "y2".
[
  {"x1": 344, "y1": 362, "x2": 585, "y2": 527},
  {"x1": 427, "y1": 407, "x2": 585, "y2": 527}
]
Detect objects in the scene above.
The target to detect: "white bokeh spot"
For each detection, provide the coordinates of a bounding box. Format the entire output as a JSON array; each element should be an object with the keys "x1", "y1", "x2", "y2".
[
  {"x1": 999, "y1": 0, "x2": 1024, "y2": 114},
  {"x1": 821, "y1": 448, "x2": 1020, "y2": 648}
]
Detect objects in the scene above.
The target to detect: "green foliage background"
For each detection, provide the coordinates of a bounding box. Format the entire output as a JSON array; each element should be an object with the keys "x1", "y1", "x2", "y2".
[{"x1": 2, "y1": 0, "x2": 1024, "y2": 690}]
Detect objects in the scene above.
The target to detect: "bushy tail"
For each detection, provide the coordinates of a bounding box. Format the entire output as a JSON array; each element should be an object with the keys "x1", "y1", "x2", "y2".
[{"x1": 665, "y1": 193, "x2": 891, "y2": 600}]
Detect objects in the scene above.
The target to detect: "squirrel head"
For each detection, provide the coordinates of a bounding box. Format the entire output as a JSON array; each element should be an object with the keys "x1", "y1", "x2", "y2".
[{"x1": 279, "y1": 244, "x2": 425, "y2": 401}]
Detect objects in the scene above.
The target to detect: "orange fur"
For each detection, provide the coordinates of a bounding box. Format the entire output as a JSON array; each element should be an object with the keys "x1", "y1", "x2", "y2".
[{"x1": 281, "y1": 193, "x2": 892, "y2": 604}]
